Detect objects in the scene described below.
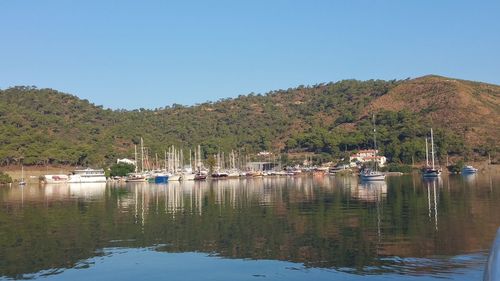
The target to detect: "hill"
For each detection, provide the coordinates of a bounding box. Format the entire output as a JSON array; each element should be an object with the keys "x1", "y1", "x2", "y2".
[{"x1": 0, "y1": 76, "x2": 498, "y2": 167}]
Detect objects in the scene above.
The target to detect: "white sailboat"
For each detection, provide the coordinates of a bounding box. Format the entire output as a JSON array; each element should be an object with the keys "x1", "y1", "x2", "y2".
[
  {"x1": 19, "y1": 165, "x2": 26, "y2": 186},
  {"x1": 422, "y1": 128, "x2": 441, "y2": 178},
  {"x1": 360, "y1": 114, "x2": 386, "y2": 181}
]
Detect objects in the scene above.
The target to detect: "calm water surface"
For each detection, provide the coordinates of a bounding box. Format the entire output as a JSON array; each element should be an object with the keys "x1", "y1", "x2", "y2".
[{"x1": 0, "y1": 174, "x2": 498, "y2": 280}]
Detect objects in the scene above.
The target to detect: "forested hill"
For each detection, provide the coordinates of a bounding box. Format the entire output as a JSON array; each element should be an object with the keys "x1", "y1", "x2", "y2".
[{"x1": 0, "y1": 75, "x2": 498, "y2": 167}]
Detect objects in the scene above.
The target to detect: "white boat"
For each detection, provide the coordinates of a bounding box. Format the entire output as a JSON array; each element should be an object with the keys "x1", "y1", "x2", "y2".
[
  {"x1": 361, "y1": 114, "x2": 386, "y2": 182},
  {"x1": 181, "y1": 173, "x2": 195, "y2": 181},
  {"x1": 68, "y1": 168, "x2": 106, "y2": 183},
  {"x1": 19, "y1": 166, "x2": 26, "y2": 186},
  {"x1": 43, "y1": 174, "x2": 69, "y2": 184},
  {"x1": 422, "y1": 128, "x2": 441, "y2": 178},
  {"x1": 360, "y1": 169, "x2": 385, "y2": 181},
  {"x1": 125, "y1": 173, "x2": 146, "y2": 182},
  {"x1": 461, "y1": 165, "x2": 478, "y2": 174},
  {"x1": 168, "y1": 173, "x2": 182, "y2": 181}
]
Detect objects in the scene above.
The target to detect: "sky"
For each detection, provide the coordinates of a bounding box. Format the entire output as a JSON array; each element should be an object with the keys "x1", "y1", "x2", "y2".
[{"x1": 0, "y1": 0, "x2": 499, "y2": 109}]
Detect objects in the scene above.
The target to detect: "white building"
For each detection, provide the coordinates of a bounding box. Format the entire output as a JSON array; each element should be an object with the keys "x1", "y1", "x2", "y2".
[
  {"x1": 349, "y1": 149, "x2": 386, "y2": 167},
  {"x1": 117, "y1": 158, "x2": 136, "y2": 166}
]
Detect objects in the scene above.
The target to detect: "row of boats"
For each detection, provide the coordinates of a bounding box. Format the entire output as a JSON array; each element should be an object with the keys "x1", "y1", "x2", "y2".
[{"x1": 39, "y1": 167, "x2": 331, "y2": 184}]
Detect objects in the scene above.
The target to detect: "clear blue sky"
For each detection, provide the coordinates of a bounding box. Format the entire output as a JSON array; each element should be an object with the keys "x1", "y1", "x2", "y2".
[{"x1": 1, "y1": 0, "x2": 499, "y2": 109}]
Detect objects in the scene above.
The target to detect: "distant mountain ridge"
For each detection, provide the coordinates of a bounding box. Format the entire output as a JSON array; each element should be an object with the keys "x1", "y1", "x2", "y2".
[{"x1": 0, "y1": 75, "x2": 498, "y2": 166}]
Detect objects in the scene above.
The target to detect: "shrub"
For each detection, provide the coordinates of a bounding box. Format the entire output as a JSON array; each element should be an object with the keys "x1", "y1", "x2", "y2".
[{"x1": 0, "y1": 171, "x2": 13, "y2": 184}]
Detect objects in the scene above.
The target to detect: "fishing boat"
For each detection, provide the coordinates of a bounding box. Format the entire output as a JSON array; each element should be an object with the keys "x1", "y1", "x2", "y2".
[
  {"x1": 422, "y1": 128, "x2": 441, "y2": 178},
  {"x1": 360, "y1": 114, "x2": 385, "y2": 182},
  {"x1": 461, "y1": 165, "x2": 478, "y2": 174},
  {"x1": 68, "y1": 168, "x2": 107, "y2": 183}
]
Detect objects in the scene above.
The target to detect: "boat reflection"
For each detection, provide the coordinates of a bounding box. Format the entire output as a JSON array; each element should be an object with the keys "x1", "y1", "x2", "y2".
[
  {"x1": 424, "y1": 178, "x2": 440, "y2": 231},
  {"x1": 353, "y1": 180, "x2": 387, "y2": 202}
]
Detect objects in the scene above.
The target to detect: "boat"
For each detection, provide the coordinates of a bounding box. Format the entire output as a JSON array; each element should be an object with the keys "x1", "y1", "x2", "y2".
[
  {"x1": 68, "y1": 168, "x2": 107, "y2": 183},
  {"x1": 154, "y1": 173, "x2": 169, "y2": 184},
  {"x1": 168, "y1": 173, "x2": 182, "y2": 181},
  {"x1": 461, "y1": 165, "x2": 478, "y2": 174},
  {"x1": 43, "y1": 174, "x2": 69, "y2": 184},
  {"x1": 360, "y1": 114, "x2": 385, "y2": 182},
  {"x1": 19, "y1": 166, "x2": 26, "y2": 186},
  {"x1": 422, "y1": 128, "x2": 441, "y2": 178},
  {"x1": 360, "y1": 168, "x2": 385, "y2": 181},
  {"x1": 211, "y1": 171, "x2": 229, "y2": 178},
  {"x1": 181, "y1": 173, "x2": 195, "y2": 181},
  {"x1": 125, "y1": 173, "x2": 146, "y2": 182},
  {"x1": 194, "y1": 172, "x2": 207, "y2": 181}
]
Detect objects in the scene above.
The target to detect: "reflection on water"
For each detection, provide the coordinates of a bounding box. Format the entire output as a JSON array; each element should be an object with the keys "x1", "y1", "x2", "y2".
[{"x1": 0, "y1": 174, "x2": 499, "y2": 280}]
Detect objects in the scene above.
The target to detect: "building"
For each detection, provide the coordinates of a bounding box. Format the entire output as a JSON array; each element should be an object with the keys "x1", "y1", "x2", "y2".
[
  {"x1": 246, "y1": 162, "x2": 277, "y2": 171},
  {"x1": 349, "y1": 149, "x2": 386, "y2": 167},
  {"x1": 117, "y1": 158, "x2": 136, "y2": 166}
]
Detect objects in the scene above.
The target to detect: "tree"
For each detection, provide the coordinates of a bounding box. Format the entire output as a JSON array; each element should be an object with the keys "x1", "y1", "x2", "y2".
[
  {"x1": 109, "y1": 163, "x2": 135, "y2": 177},
  {"x1": 0, "y1": 171, "x2": 12, "y2": 184}
]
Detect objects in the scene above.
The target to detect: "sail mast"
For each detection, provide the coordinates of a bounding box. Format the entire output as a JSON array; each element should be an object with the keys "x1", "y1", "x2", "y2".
[
  {"x1": 431, "y1": 128, "x2": 435, "y2": 169},
  {"x1": 373, "y1": 113, "x2": 378, "y2": 171},
  {"x1": 425, "y1": 138, "x2": 429, "y2": 167},
  {"x1": 140, "y1": 137, "x2": 144, "y2": 173},
  {"x1": 134, "y1": 144, "x2": 138, "y2": 173}
]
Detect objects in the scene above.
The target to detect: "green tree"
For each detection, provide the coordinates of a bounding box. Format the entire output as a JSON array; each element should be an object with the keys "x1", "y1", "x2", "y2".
[{"x1": 109, "y1": 163, "x2": 135, "y2": 177}]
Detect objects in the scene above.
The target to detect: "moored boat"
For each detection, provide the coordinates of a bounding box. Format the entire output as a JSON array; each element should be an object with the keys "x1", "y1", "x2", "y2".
[
  {"x1": 461, "y1": 165, "x2": 478, "y2": 174},
  {"x1": 125, "y1": 173, "x2": 146, "y2": 182},
  {"x1": 19, "y1": 166, "x2": 26, "y2": 186},
  {"x1": 360, "y1": 169, "x2": 385, "y2": 181},
  {"x1": 422, "y1": 128, "x2": 441, "y2": 178},
  {"x1": 211, "y1": 171, "x2": 229, "y2": 178},
  {"x1": 68, "y1": 168, "x2": 106, "y2": 183},
  {"x1": 194, "y1": 172, "x2": 207, "y2": 181},
  {"x1": 360, "y1": 114, "x2": 386, "y2": 182},
  {"x1": 43, "y1": 174, "x2": 69, "y2": 184}
]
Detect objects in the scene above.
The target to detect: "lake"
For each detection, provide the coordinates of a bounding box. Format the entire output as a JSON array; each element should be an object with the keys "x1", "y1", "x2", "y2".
[{"x1": 0, "y1": 174, "x2": 498, "y2": 280}]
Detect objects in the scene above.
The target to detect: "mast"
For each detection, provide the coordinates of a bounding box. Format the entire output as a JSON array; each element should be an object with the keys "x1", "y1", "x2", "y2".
[
  {"x1": 425, "y1": 138, "x2": 429, "y2": 167},
  {"x1": 180, "y1": 149, "x2": 184, "y2": 171},
  {"x1": 164, "y1": 150, "x2": 167, "y2": 171},
  {"x1": 431, "y1": 128, "x2": 435, "y2": 169},
  {"x1": 140, "y1": 137, "x2": 144, "y2": 173},
  {"x1": 373, "y1": 113, "x2": 378, "y2": 171},
  {"x1": 134, "y1": 144, "x2": 138, "y2": 173},
  {"x1": 189, "y1": 149, "x2": 192, "y2": 171},
  {"x1": 155, "y1": 153, "x2": 158, "y2": 170},
  {"x1": 197, "y1": 145, "x2": 202, "y2": 170}
]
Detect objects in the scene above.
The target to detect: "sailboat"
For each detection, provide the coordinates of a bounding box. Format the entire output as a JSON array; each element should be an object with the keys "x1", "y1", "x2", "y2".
[
  {"x1": 360, "y1": 114, "x2": 386, "y2": 181},
  {"x1": 422, "y1": 128, "x2": 442, "y2": 178},
  {"x1": 19, "y1": 165, "x2": 26, "y2": 186}
]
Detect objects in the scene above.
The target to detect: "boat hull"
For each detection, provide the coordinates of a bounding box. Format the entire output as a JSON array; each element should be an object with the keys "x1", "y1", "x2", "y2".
[
  {"x1": 360, "y1": 174, "x2": 386, "y2": 181},
  {"x1": 43, "y1": 175, "x2": 69, "y2": 184},
  {"x1": 422, "y1": 169, "x2": 441, "y2": 178},
  {"x1": 154, "y1": 175, "x2": 169, "y2": 184}
]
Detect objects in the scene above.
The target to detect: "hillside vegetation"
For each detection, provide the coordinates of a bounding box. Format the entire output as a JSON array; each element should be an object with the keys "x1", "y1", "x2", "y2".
[{"x1": 0, "y1": 75, "x2": 498, "y2": 167}]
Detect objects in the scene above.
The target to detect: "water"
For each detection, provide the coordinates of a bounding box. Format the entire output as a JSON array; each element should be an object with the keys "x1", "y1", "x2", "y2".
[{"x1": 0, "y1": 174, "x2": 498, "y2": 280}]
